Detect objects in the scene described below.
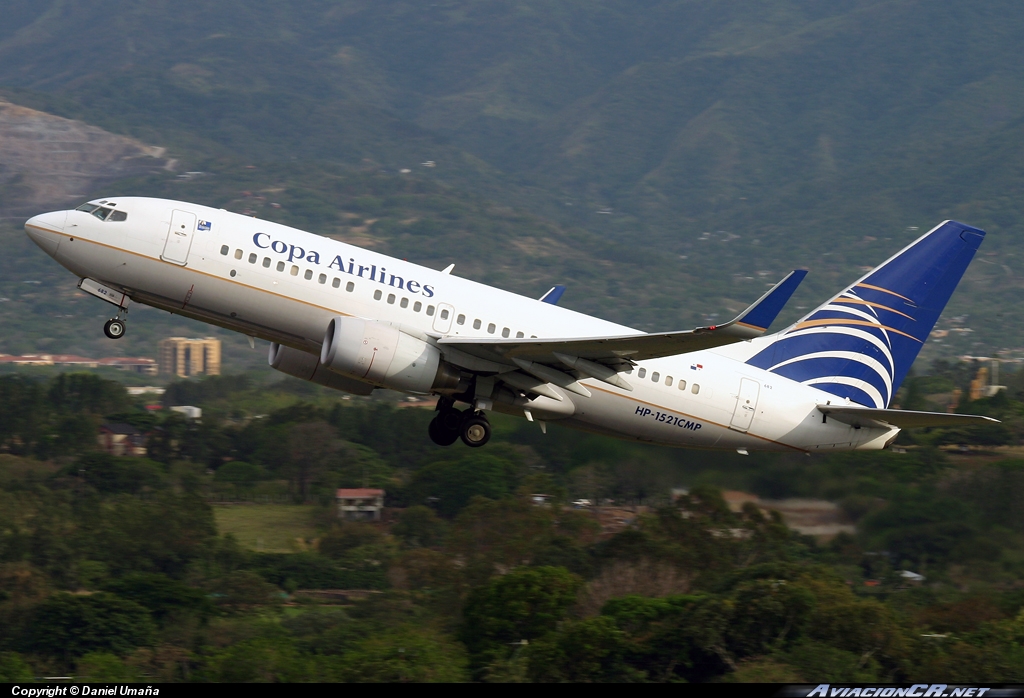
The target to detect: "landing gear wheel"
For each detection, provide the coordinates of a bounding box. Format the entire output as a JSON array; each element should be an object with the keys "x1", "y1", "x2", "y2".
[
  {"x1": 460, "y1": 413, "x2": 491, "y2": 448},
  {"x1": 428, "y1": 416, "x2": 460, "y2": 446},
  {"x1": 103, "y1": 318, "x2": 126, "y2": 339}
]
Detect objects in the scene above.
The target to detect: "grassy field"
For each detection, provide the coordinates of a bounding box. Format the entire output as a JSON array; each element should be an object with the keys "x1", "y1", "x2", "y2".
[{"x1": 212, "y1": 504, "x2": 321, "y2": 553}]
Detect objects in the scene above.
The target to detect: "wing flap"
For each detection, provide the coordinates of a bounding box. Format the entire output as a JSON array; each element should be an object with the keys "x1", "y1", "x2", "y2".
[{"x1": 818, "y1": 405, "x2": 999, "y2": 429}]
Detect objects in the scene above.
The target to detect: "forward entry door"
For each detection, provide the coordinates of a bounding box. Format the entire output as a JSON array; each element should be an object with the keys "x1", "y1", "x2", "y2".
[
  {"x1": 162, "y1": 210, "x2": 197, "y2": 265},
  {"x1": 730, "y1": 377, "x2": 760, "y2": 432}
]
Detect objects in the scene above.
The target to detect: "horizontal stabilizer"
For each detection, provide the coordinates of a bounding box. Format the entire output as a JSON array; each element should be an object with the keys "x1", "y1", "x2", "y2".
[
  {"x1": 438, "y1": 270, "x2": 807, "y2": 366},
  {"x1": 818, "y1": 405, "x2": 999, "y2": 429}
]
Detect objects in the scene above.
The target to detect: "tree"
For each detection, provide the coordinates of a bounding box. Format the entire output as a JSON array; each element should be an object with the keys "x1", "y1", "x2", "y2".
[
  {"x1": 524, "y1": 616, "x2": 638, "y2": 682},
  {"x1": 407, "y1": 452, "x2": 521, "y2": 517},
  {"x1": 71, "y1": 453, "x2": 164, "y2": 494},
  {"x1": 331, "y1": 626, "x2": 470, "y2": 682},
  {"x1": 288, "y1": 421, "x2": 340, "y2": 501},
  {"x1": 461, "y1": 566, "x2": 583, "y2": 670},
  {"x1": 0, "y1": 653, "x2": 32, "y2": 681},
  {"x1": 26, "y1": 592, "x2": 155, "y2": 661},
  {"x1": 391, "y1": 505, "x2": 448, "y2": 548},
  {"x1": 103, "y1": 572, "x2": 209, "y2": 625}
]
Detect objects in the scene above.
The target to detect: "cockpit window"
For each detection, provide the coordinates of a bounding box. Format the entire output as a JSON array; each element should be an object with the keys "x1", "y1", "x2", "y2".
[
  {"x1": 91, "y1": 207, "x2": 113, "y2": 220},
  {"x1": 76, "y1": 204, "x2": 99, "y2": 213},
  {"x1": 109, "y1": 210, "x2": 127, "y2": 222}
]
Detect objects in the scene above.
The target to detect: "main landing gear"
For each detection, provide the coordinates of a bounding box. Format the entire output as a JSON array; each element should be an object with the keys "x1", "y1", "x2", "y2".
[
  {"x1": 429, "y1": 398, "x2": 491, "y2": 448},
  {"x1": 103, "y1": 308, "x2": 128, "y2": 339}
]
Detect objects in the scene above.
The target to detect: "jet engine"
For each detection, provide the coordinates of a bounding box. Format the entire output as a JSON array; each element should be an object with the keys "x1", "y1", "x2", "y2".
[
  {"x1": 268, "y1": 342, "x2": 374, "y2": 395},
  {"x1": 320, "y1": 317, "x2": 464, "y2": 394}
]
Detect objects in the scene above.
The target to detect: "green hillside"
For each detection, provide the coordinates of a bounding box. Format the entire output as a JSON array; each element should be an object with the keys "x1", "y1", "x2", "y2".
[{"x1": 1, "y1": 1, "x2": 1023, "y2": 361}]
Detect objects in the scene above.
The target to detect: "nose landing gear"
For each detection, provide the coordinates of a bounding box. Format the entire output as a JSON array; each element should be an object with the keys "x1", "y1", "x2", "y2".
[
  {"x1": 429, "y1": 398, "x2": 491, "y2": 448},
  {"x1": 103, "y1": 308, "x2": 128, "y2": 339}
]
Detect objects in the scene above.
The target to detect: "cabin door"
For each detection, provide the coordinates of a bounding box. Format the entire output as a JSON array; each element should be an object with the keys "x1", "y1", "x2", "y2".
[
  {"x1": 729, "y1": 377, "x2": 760, "y2": 432},
  {"x1": 161, "y1": 210, "x2": 197, "y2": 265}
]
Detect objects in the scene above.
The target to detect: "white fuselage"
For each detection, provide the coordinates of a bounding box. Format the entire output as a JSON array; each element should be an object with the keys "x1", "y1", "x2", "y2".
[{"x1": 25, "y1": 197, "x2": 898, "y2": 453}]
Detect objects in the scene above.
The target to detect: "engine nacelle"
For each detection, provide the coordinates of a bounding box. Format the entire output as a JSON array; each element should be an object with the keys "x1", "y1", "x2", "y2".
[
  {"x1": 268, "y1": 342, "x2": 374, "y2": 395},
  {"x1": 320, "y1": 317, "x2": 463, "y2": 394}
]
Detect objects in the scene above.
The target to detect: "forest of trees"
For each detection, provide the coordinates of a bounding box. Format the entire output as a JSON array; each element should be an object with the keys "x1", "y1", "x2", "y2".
[{"x1": 0, "y1": 367, "x2": 1023, "y2": 682}]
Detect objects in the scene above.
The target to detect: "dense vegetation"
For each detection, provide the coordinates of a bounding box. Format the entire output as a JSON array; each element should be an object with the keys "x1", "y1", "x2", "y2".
[{"x1": 1, "y1": 368, "x2": 1024, "y2": 682}]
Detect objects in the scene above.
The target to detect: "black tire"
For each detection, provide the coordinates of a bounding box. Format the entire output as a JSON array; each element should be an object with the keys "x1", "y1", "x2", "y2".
[
  {"x1": 460, "y1": 414, "x2": 491, "y2": 448},
  {"x1": 428, "y1": 416, "x2": 460, "y2": 446},
  {"x1": 103, "y1": 319, "x2": 126, "y2": 339},
  {"x1": 439, "y1": 408, "x2": 463, "y2": 432}
]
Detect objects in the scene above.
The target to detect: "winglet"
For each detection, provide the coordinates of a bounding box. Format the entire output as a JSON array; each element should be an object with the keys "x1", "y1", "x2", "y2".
[
  {"x1": 540, "y1": 285, "x2": 567, "y2": 305},
  {"x1": 701, "y1": 270, "x2": 807, "y2": 339}
]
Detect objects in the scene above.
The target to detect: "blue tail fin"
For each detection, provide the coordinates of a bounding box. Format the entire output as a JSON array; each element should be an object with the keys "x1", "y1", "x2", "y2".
[{"x1": 745, "y1": 220, "x2": 985, "y2": 407}]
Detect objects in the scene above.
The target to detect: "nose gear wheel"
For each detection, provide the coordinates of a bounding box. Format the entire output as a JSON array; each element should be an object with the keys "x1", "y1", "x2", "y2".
[{"x1": 103, "y1": 318, "x2": 126, "y2": 339}]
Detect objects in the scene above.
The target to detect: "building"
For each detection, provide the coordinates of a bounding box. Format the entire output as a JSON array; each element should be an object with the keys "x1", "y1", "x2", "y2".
[
  {"x1": 336, "y1": 488, "x2": 385, "y2": 521},
  {"x1": 169, "y1": 405, "x2": 202, "y2": 420},
  {"x1": 158, "y1": 337, "x2": 221, "y2": 377},
  {"x1": 98, "y1": 422, "x2": 147, "y2": 456},
  {"x1": 0, "y1": 354, "x2": 156, "y2": 374},
  {"x1": 97, "y1": 357, "x2": 158, "y2": 375}
]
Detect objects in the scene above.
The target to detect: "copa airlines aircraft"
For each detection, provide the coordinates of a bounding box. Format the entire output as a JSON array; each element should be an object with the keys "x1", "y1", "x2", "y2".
[{"x1": 25, "y1": 198, "x2": 995, "y2": 450}]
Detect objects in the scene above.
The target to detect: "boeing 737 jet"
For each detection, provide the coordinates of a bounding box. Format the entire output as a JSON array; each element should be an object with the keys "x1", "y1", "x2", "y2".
[{"x1": 25, "y1": 198, "x2": 995, "y2": 451}]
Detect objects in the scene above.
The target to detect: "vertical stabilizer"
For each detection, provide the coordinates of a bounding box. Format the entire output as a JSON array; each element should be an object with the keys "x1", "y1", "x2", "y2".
[{"x1": 745, "y1": 221, "x2": 985, "y2": 407}]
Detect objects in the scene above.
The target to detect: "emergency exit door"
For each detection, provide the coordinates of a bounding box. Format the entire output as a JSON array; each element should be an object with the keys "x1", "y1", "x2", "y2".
[
  {"x1": 730, "y1": 377, "x2": 760, "y2": 432},
  {"x1": 161, "y1": 210, "x2": 197, "y2": 265}
]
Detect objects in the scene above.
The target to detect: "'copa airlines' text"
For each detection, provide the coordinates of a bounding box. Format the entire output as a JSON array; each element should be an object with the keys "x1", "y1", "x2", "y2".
[{"x1": 253, "y1": 233, "x2": 435, "y2": 297}]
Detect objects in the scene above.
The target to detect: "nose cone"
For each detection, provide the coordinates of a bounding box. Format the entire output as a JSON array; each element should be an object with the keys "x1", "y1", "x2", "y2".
[{"x1": 25, "y1": 210, "x2": 67, "y2": 257}]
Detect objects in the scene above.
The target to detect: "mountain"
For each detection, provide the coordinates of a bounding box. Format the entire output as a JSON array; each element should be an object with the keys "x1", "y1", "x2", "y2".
[{"x1": 1, "y1": 0, "x2": 1023, "y2": 363}]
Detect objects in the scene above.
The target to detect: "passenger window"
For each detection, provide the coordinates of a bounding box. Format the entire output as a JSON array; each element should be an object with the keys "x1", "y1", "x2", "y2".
[
  {"x1": 109, "y1": 210, "x2": 127, "y2": 222},
  {"x1": 373, "y1": 290, "x2": 382, "y2": 300},
  {"x1": 652, "y1": 372, "x2": 660, "y2": 382},
  {"x1": 332, "y1": 278, "x2": 340, "y2": 288},
  {"x1": 638, "y1": 368, "x2": 647, "y2": 378},
  {"x1": 387, "y1": 293, "x2": 396, "y2": 304},
  {"x1": 502, "y1": 327, "x2": 510, "y2": 338},
  {"x1": 678, "y1": 380, "x2": 687, "y2": 391},
  {"x1": 263, "y1": 257, "x2": 271, "y2": 268},
  {"x1": 346, "y1": 281, "x2": 355, "y2": 292},
  {"x1": 318, "y1": 273, "x2": 327, "y2": 284},
  {"x1": 414, "y1": 301, "x2": 422, "y2": 312},
  {"x1": 248, "y1": 253, "x2": 257, "y2": 264},
  {"x1": 427, "y1": 305, "x2": 435, "y2": 316},
  {"x1": 692, "y1": 384, "x2": 700, "y2": 395},
  {"x1": 487, "y1": 323, "x2": 496, "y2": 334},
  {"x1": 276, "y1": 261, "x2": 285, "y2": 272},
  {"x1": 457, "y1": 314, "x2": 465, "y2": 325},
  {"x1": 304, "y1": 269, "x2": 313, "y2": 280},
  {"x1": 666, "y1": 376, "x2": 673, "y2": 386},
  {"x1": 516, "y1": 331, "x2": 524, "y2": 338},
  {"x1": 290, "y1": 265, "x2": 299, "y2": 276},
  {"x1": 234, "y1": 249, "x2": 243, "y2": 260},
  {"x1": 440, "y1": 308, "x2": 449, "y2": 319},
  {"x1": 220, "y1": 245, "x2": 229, "y2": 255},
  {"x1": 400, "y1": 297, "x2": 409, "y2": 308},
  {"x1": 473, "y1": 319, "x2": 481, "y2": 330}
]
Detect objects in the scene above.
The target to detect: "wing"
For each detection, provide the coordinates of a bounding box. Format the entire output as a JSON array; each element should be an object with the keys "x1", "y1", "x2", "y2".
[
  {"x1": 439, "y1": 270, "x2": 806, "y2": 365},
  {"x1": 818, "y1": 405, "x2": 1000, "y2": 429},
  {"x1": 437, "y1": 270, "x2": 806, "y2": 396}
]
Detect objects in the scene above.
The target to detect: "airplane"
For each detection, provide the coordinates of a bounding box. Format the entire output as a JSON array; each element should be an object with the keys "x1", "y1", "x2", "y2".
[{"x1": 24, "y1": 198, "x2": 997, "y2": 451}]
